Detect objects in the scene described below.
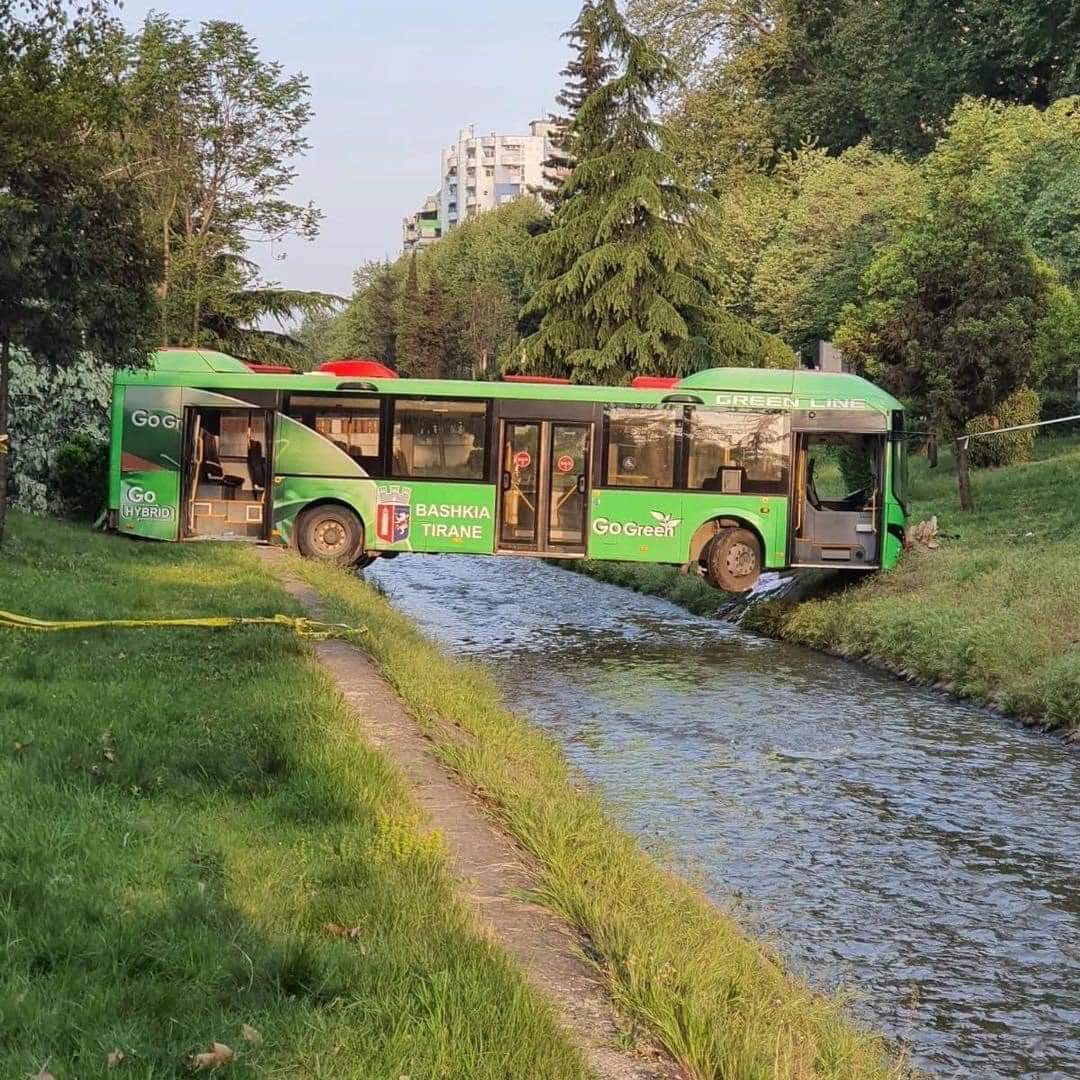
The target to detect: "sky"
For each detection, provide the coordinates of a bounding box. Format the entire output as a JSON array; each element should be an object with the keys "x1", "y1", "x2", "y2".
[{"x1": 119, "y1": 0, "x2": 583, "y2": 299}]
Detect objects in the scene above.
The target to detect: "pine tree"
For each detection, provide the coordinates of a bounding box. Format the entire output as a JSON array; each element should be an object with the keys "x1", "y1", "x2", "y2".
[
  {"x1": 539, "y1": 1, "x2": 616, "y2": 208},
  {"x1": 395, "y1": 252, "x2": 422, "y2": 376},
  {"x1": 518, "y1": 0, "x2": 721, "y2": 383},
  {"x1": 396, "y1": 260, "x2": 464, "y2": 379},
  {"x1": 412, "y1": 271, "x2": 464, "y2": 380},
  {"x1": 366, "y1": 262, "x2": 398, "y2": 367}
]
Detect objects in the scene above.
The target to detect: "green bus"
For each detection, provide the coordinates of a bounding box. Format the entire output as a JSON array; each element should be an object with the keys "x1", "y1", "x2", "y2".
[{"x1": 108, "y1": 349, "x2": 909, "y2": 592}]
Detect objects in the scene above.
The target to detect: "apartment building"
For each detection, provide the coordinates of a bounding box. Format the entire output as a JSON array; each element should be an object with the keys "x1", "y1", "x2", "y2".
[
  {"x1": 402, "y1": 121, "x2": 561, "y2": 253},
  {"x1": 402, "y1": 194, "x2": 442, "y2": 254}
]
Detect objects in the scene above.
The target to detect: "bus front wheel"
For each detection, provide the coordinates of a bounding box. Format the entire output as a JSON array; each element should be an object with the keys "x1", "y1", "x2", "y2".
[
  {"x1": 296, "y1": 505, "x2": 365, "y2": 566},
  {"x1": 706, "y1": 528, "x2": 762, "y2": 593}
]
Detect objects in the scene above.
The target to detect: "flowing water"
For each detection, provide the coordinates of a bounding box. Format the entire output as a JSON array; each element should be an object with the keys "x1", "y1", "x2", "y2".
[{"x1": 368, "y1": 555, "x2": 1080, "y2": 1080}]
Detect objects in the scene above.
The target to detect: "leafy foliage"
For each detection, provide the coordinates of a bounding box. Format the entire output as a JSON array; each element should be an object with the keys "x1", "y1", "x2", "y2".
[
  {"x1": 836, "y1": 188, "x2": 1051, "y2": 507},
  {"x1": 749, "y1": 144, "x2": 924, "y2": 351},
  {"x1": 402, "y1": 271, "x2": 466, "y2": 379},
  {"x1": 121, "y1": 15, "x2": 330, "y2": 364},
  {"x1": 638, "y1": 0, "x2": 1080, "y2": 158},
  {"x1": 925, "y1": 98, "x2": 1080, "y2": 284},
  {"x1": 316, "y1": 200, "x2": 545, "y2": 373},
  {"x1": 965, "y1": 386, "x2": 1042, "y2": 468},
  {"x1": 53, "y1": 432, "x2": 110, "y2": 519},
  {"x1": 0, "y1": 0, "x2": 158, "y2": 539},
  {"x1": 7, "y1": 351, "x2": 113, "y2": 517}
]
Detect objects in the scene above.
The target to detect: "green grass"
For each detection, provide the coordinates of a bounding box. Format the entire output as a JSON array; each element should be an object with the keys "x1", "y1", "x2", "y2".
[
  {"x1": 749, "y1": 437, "x2": 1080, "y2": 731},
  {"x1": 0, "y1": 512, "x2": 589, "y2": 1079},
  {"x1": 293, "y1": 555, "x2": 907, "y2": 1080}
]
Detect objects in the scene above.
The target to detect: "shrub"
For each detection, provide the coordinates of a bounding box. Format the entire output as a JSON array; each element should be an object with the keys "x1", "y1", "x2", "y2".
[
  {"x1": 965, "y1": 386, "x2": 1041, "y2": 468},
  {"x1": 8, "y1": 350, "x2": 112, "y2": 515},
  {"x1": 1039, "y1": 382, "x2": 1080, "y2": 427},
  {"x1": 53, "y1": 433, "x2": 110, "y2": 520}
]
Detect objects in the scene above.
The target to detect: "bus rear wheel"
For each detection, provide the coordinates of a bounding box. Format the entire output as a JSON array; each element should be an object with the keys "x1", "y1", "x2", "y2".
[
  {"x1": 296, "y1": 505, "x2": 365, "y2": 566},
  {"x1": 706, "y1": 528, "x2": 762, "y2": 593}
]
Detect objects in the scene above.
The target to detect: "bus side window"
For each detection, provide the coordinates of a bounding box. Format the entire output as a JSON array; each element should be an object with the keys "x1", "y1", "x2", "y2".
[
  {"x1": 603, "y1": 407, "x2": 678, "y2": 488},
  {"x1": 285, "y1": 395, "x2": 384, "y2": 476},
  {"x1": 686, "y1": 409, "x2": 790, "y2": 495},
  {"x1": 391, "y1": 399, "x2": 488, "y2": 481}
]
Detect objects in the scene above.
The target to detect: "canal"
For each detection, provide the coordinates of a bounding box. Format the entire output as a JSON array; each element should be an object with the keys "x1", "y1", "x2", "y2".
[{"x1": 368, "y1": 555, "x2": 1079, "y2": 1080}]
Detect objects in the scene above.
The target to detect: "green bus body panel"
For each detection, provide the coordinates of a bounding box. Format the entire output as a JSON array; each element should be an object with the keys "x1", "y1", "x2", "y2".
[
  {"x1": 587, "y1": 490, "x2": 788, "y2": 568},
  {"x1": 110, "y1": 350, "x2": 908, "y2": 573},
  {"x1": 272, "y1": 477, "x2": 496, "y2": 555},
  {"x1": 274, "y1": 414, "x2": 367, "y2": 478},
  {"x1": 370, "y1": 482, "x2": 496, "y2": 554},
  {"x1": 115, "y1": 385, "x2": 183, "y2": 540}
]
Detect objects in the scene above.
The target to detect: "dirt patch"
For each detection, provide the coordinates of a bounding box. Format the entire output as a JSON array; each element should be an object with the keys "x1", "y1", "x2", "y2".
[{"x1": 260, "y1": 551, "x2": 681, "y2": 1080}]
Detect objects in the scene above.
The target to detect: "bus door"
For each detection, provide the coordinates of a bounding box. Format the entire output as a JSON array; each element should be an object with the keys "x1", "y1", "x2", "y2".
[
  {"x1": 497, "y1": 416, "x2": 592, "y2": 555},
  {"x1": 791, "y1": 431, "x2": 885, "y2": 569},
  {"x1": 181, "y1": 405, "x2": 273, "y2": 542}
]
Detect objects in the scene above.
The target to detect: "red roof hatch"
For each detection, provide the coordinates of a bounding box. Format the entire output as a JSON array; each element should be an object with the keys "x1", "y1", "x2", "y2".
[
  {"x1": 631, "y1": 376, "x2": 679, "y2": 390},
  {"x1": 318, "y1": 358, "x2": 398, "y2": 378}
]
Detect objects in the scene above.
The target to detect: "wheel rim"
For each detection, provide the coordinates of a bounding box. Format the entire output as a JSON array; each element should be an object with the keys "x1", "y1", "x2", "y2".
[
  {"x1": 725, "y1": 541, "x2": 757, "y2": 579},
  {"x1": 310, "y1": 517, "x2": 350, "y2": 558}
]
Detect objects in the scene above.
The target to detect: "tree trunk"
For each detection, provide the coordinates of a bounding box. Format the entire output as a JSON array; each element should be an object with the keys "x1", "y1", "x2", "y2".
[
  {"x1": 160, "y1": 212, "x2": 171, "y2": 346},
  {"x1": 0, "y1": 334, "x2": 10, "y2": 544},
  {"x1": 954, "y1": 435, "x2": 975, "y2": 512}
]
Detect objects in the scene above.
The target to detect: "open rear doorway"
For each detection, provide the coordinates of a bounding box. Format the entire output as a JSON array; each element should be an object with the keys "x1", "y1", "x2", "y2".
[
  {"x1": 182, "y1": 407, "x2": 271, "y2": 541},
  {"x1": 791, "y1": 432, "x2": 884, "y2": 568}
]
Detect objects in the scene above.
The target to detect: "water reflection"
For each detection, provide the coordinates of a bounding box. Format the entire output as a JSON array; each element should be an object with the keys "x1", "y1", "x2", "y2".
[{"x1": 369, "y1": 555, "x2": 1080, "y2": 1080}]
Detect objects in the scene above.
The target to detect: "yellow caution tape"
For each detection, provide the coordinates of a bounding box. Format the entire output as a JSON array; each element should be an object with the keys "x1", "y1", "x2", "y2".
[{"x1": 0, "y1": 609, "x2": 361, "y2": 641}]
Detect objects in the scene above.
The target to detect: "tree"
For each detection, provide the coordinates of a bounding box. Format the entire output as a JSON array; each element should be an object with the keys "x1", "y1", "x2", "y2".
[
  {"x1": 640, "y1": 0, "x2": 1080, "y2": 160},
  {"x1": 462, "y1": 281, "x2": 517, "y2": 376},
  {"x1": 926, "y1": 97, "x2": 1080, "y2": 286},
  {"x1": 0, "y1": 0, "x2": 159, "y2": 542},
  {"x1": 121, "y1": 15, "x2": 328, "y2": 362},
  {"x1": 749, "y1": 144, "x2": 924, "y2": 350},
  {"x1": 519, "y1": 0, "x2": 726, "y2": 382},
  {"x1": 395, "y1": 253, "x2": 423, "y2": 375},
  {"x1": 191, "y1": 253, "x2": 339, "y2": 364},
  {"x1": 540, "y1": 1, "x2": 616, "y2": 206},
  {"x1": 409, "y1": 272, "x2": 465, "y2": 380},
  {"x1": 327, "y1": 261, "x2": 399, "y2": 366},
  {"x1": 835, "y1": 190, "x2": 1051, "y2": 510},
  {"x1": 628, "y1": 0, "x2": 778, "y2": 74}
]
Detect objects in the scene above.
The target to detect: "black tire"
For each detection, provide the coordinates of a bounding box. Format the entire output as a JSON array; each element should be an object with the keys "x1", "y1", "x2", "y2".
[
  {"x1": 705, "y1": 527, "x2": 762, "y2": 593},
  {"x1": 296, "y1": 504, "x2": 364, "y2": 565}
]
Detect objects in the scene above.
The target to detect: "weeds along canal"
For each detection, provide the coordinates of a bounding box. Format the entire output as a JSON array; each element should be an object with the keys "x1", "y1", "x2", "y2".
[{"x1": 366, "y1": 554, "x2": 1079, "y2": 1080}]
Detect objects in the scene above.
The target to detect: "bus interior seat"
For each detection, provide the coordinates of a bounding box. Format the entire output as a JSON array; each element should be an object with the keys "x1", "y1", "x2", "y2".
[
  {"x1": 247, "y1": 439, "x2": 267, "y2": 493},
  {"x1": 806, "y1": 458, "x2": 823, "y2": 510},
  {"x1": 199, "y1": 430, "x2": 244, "y2": 491}
]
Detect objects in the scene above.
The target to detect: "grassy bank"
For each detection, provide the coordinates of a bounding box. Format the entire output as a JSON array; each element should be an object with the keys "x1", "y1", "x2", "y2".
[
  {"x1": 745, "y1": 438, "x2": 1080, "y2": 732},
  {"x1": 562, "y1": 558, "x2": 733, "y2": 618},
  {"x1": 293, "y1": 556, "x2": 906, "y2": 1080},
  {"x1": 0, "y1": 513, "x2": 588, "y2": 1078}
]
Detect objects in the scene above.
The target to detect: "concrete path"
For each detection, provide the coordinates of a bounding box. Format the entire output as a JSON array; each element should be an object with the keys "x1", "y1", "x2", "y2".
[{"x1": 260, "y1": 551, "x2": 682, "y2": 1080}]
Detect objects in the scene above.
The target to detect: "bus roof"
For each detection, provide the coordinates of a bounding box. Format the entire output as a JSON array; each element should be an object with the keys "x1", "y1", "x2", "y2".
[{"x1": 117, "y1": 348, "x2": 904, "y2": 414}]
